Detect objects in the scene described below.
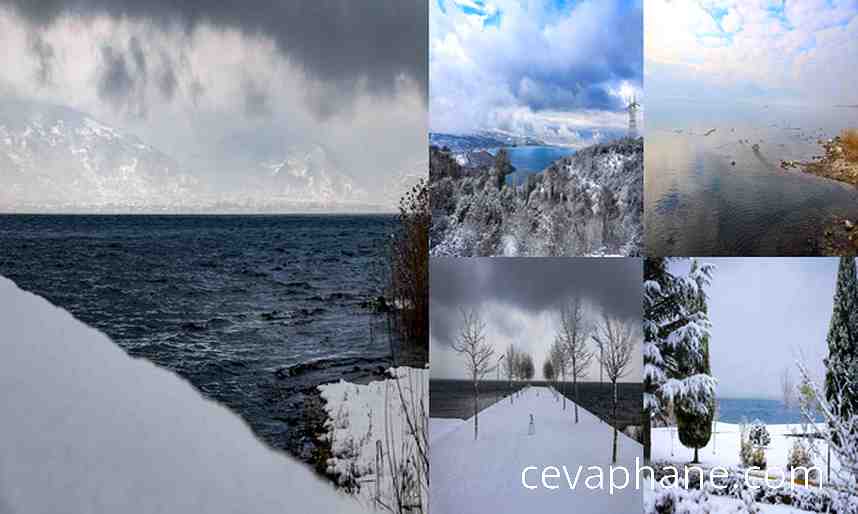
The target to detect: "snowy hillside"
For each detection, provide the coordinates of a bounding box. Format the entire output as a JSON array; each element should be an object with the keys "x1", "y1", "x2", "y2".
[
  {"x1": 0, "y1": 276, "x2": 368, "y2": 514},
  {"x1": 0, "y1": 100, "x2": 197, "y2": 211},
  {"x1": 430, "y1": 138, "x2": 643, "y2": 256}
]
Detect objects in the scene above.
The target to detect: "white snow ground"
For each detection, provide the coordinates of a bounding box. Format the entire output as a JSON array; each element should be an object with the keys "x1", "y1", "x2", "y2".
[
  {"x1": 652, "y1": 422, "x2": 835, "y2": 483},
  {"x1": 431, "y1": 386, "x2": 643, "y2": 514},
  {"x1": 0, "y1": 276, "x2": 368, "y2": 514}
]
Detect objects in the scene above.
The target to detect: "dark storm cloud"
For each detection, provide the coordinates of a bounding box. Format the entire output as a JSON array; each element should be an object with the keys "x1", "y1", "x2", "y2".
[
  {"x1": 128, "y1": 36, "x2": 147, "y2": 79},
  {"x1": 430, "y1": 258, "x2": 642, "y2": 347},
  {"x1": 2, "y1": 0, "x2": 428, "y2": 100},
  {"x1": 97, "y1": 45, "x2": 136, "y2": 108},
  {"x1": 157, "y1": 52, "x2": 178, "y2": 101},
  {"x1": 28, "y1": 32, "x2": 54, "y2": 86}
]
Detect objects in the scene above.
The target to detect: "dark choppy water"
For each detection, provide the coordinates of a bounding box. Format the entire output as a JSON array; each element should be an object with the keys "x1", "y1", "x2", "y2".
[
  {"x1": 716, "y1": 398, "x2": 821, "y2": 425},
  {"x1": 645, "y1": 103, "x2": 858, "y2": 255},
  {"x1": 0, "y1": 214, "x2": 402, "y2": 458}
]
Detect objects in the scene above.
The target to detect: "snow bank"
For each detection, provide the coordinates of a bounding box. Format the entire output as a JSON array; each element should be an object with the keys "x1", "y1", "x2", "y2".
[
  {"x1": 319, "y1": 366, "x2": 428, "y2": 510},
  {"x1": 0, "y1": 276, "x2": 367, "y2": 514}
]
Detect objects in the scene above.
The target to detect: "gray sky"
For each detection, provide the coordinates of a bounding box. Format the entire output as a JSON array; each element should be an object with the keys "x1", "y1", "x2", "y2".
[
  {"x1": 0, "y1": 0, "x2": 427, "y2": 209},
  {"x1": 430, "y1": 258, "x2": 643, "y2": 381},
  {"x1": 670, "y1": 257, "x2": 847, "y2": 400}
]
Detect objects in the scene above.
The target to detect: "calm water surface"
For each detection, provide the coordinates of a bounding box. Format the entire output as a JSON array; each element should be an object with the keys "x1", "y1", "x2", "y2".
[
  {"x1": 504, "y1": 145, "x2": 576, "y2": 185},
  {"x1": 645, "y1": 103, "x2": 858, "y2": 255}
]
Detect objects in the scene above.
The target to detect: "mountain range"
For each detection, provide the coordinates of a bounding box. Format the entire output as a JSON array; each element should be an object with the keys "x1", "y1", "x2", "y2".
[{"x1": 0, "y1": 100, "x2": 415, "y2": 212}]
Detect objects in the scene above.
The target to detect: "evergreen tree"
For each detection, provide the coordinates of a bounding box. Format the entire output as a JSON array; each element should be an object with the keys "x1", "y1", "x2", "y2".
[
  {"x1": 643, "y1": 257, "x2": 717, "y2": 460},
  {"x1": 493, "y1": 148, "x2": 514, "y2": 190},
  {"x1": 824, "y1": 257, "x2": 858, "y2": 429},
  {"x1": 675, "y1": 264, "x2": 715, "y2": 463}
]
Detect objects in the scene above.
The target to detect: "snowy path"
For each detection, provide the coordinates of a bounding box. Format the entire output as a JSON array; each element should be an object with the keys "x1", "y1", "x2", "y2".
[{"x1": 431, "y1": 386, "x2": 643, "y2": 514}]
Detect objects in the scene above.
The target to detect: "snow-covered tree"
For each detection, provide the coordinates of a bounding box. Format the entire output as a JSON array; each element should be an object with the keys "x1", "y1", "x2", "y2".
[
  {"x1": 675, "y1": 280, "x2": 714, "y2": 464},
  {"x1": 799, "y1": 363, "x2": 858, "y2": 510},
  {"x1": 594, "y1": 312, "x2": 637, "y2": 464},
  {"x1": 557, "y1": 295, "x2": 594, "y2": 423},
  {"x1": 643, "y1": 257, "x2": 717, "y2": 460},
  {"x1": 451, "y1": 308, "x2": 495, "y2": 441},
  {"x1": 824, "y1": 257, "x2": 858, "y2": 433}
]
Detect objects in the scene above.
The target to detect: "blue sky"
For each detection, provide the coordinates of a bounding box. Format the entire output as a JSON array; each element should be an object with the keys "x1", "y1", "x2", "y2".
[
  {"x1": 430, "y1": 0, "x2": 643, "y2": 146},
  {"x1": 646, "y1": 0, "x2": 858, "y2": 108}
]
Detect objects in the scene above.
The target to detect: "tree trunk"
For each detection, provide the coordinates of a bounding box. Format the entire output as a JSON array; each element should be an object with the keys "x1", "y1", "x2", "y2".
[
  {"x1": 562, "y1": 372, "x2": 566, "y2": 410},
  {"x1": 612, "y1": 381, "x2": 618, "y2": 463},
  {"x1": 473, "y1": 380, "x2": 479, "y2": 440},
  {"x1": 574, "y1": 376, "x2": 579, "y2": 423},
  {"x1": 643, "y1": 408, "x2": 651, "y2": 461},
  {"x1": 693, "y1": 447, "x2": 699, "y2": 464}
]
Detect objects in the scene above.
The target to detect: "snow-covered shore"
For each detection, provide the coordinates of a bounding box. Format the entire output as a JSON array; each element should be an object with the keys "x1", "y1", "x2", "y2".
[
  {"x1": 318, "y1": 366, "x2": 429, "y2": 511},
  {"x1": 0, "y1": 276, "x2": 368, "y2": 514}
]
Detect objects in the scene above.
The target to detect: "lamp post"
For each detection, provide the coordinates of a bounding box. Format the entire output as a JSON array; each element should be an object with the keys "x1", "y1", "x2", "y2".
[{"x1": 497, "y1": 354, "x2": 505, "y2": 403}]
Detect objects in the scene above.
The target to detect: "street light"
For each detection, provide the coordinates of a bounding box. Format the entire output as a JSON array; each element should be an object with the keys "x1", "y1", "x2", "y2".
[{"x1": 497, "y1": 354, "x2": 505, "y2": 403}]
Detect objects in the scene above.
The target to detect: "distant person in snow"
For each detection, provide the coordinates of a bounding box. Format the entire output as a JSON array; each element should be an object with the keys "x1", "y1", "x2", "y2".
[{"x1": 528, "y1": 414, "x2": 535, "y2": 435}]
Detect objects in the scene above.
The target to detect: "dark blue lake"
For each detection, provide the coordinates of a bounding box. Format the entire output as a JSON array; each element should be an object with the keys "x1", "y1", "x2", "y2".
[
  {"x1": 716, "y1": 398, "x2": 821, "y2": 424},
  {"x1": 0, "y1": 214, "x2": 403, "y2": 460}
]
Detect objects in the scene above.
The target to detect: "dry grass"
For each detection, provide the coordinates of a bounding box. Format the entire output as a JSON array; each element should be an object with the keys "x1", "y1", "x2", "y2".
[{"x1": 842, "y1": 128, "x2": 858, "y2": 162}]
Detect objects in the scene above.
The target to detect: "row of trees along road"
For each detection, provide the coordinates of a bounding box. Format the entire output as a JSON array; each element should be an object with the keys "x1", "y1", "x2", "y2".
[
  {"x1": 451, "y1": 309, "x2": 535, "y2": 441},
  {"x1": 453, "y1": 300, "x2": 637, "y2": 464}
]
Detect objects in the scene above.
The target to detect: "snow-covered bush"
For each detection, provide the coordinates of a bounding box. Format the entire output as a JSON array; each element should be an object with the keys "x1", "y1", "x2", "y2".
[
  {"x1": 648, "y1": 487, "x2": 713, "y2": 514},
  {"x1": 738, "y1": 422, "x2": 766, "y2": 469},
  {"x1": 748, "y1": 420, "x2": 771, "y2": 448},
  {"x1": 786, "y1": 439, "x2": 818, "y2": 483}
]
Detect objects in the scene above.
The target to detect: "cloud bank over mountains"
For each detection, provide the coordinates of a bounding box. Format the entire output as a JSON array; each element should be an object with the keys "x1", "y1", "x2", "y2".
[{"x1": 0, "y1": 0, "x2": 427, "y2": 211}]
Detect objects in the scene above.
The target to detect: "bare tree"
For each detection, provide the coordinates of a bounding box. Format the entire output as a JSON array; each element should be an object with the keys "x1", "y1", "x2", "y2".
[
  {"x1": 504, "y1": 344, "x2": 518, "y2": 404},
  {"x1": 558, "y1": 296, "x2": 594, "y2": 423},
  {"x1": 593, "y1": 312, "x2": 637, "y2": 463},
  {"x1": 451, "y1": 308, "x2": 496, "y2": 440},
  {"x1": 781, "y1": 367, "x2": 794, "y2": 409},
  {"x1": 550, "y1": 338, "x2": 570, "y2": 410}
]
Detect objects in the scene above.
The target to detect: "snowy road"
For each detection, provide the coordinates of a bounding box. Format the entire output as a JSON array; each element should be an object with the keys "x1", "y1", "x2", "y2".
[{"x1": 431, "y1": 386, "x2": 643, "y2": 514}]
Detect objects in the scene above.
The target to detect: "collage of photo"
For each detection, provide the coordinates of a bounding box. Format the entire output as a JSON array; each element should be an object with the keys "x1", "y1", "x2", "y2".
[{"x1": 0, "y1": 1, "x2": 857, "y2": 514}]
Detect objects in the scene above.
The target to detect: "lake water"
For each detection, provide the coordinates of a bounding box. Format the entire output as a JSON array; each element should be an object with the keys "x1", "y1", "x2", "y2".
[
  {"x1": 504, "y1": 145, "x2": 576, "y2": 185},
  {"x1": 716, "y1": 398, "x2": 820, "y2": 424},
  {"x1": 0, "y1": 214, "x2": 402, "y2": 461},
  {"x1": 645, "y1": 103, "x2": 858, "y2": 255}
]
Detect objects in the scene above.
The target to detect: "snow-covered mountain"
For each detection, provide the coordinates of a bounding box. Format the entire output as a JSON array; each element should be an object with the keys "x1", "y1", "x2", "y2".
[
  {"x1": 0, "y1": 100, "x2": 415, "y2": 213},
  {"x1": 259, "y1": 144, "x2": 368, "y2": 206},
  {"x1": 0, "y1": 100, "x2": 197, "y2": 211}
]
